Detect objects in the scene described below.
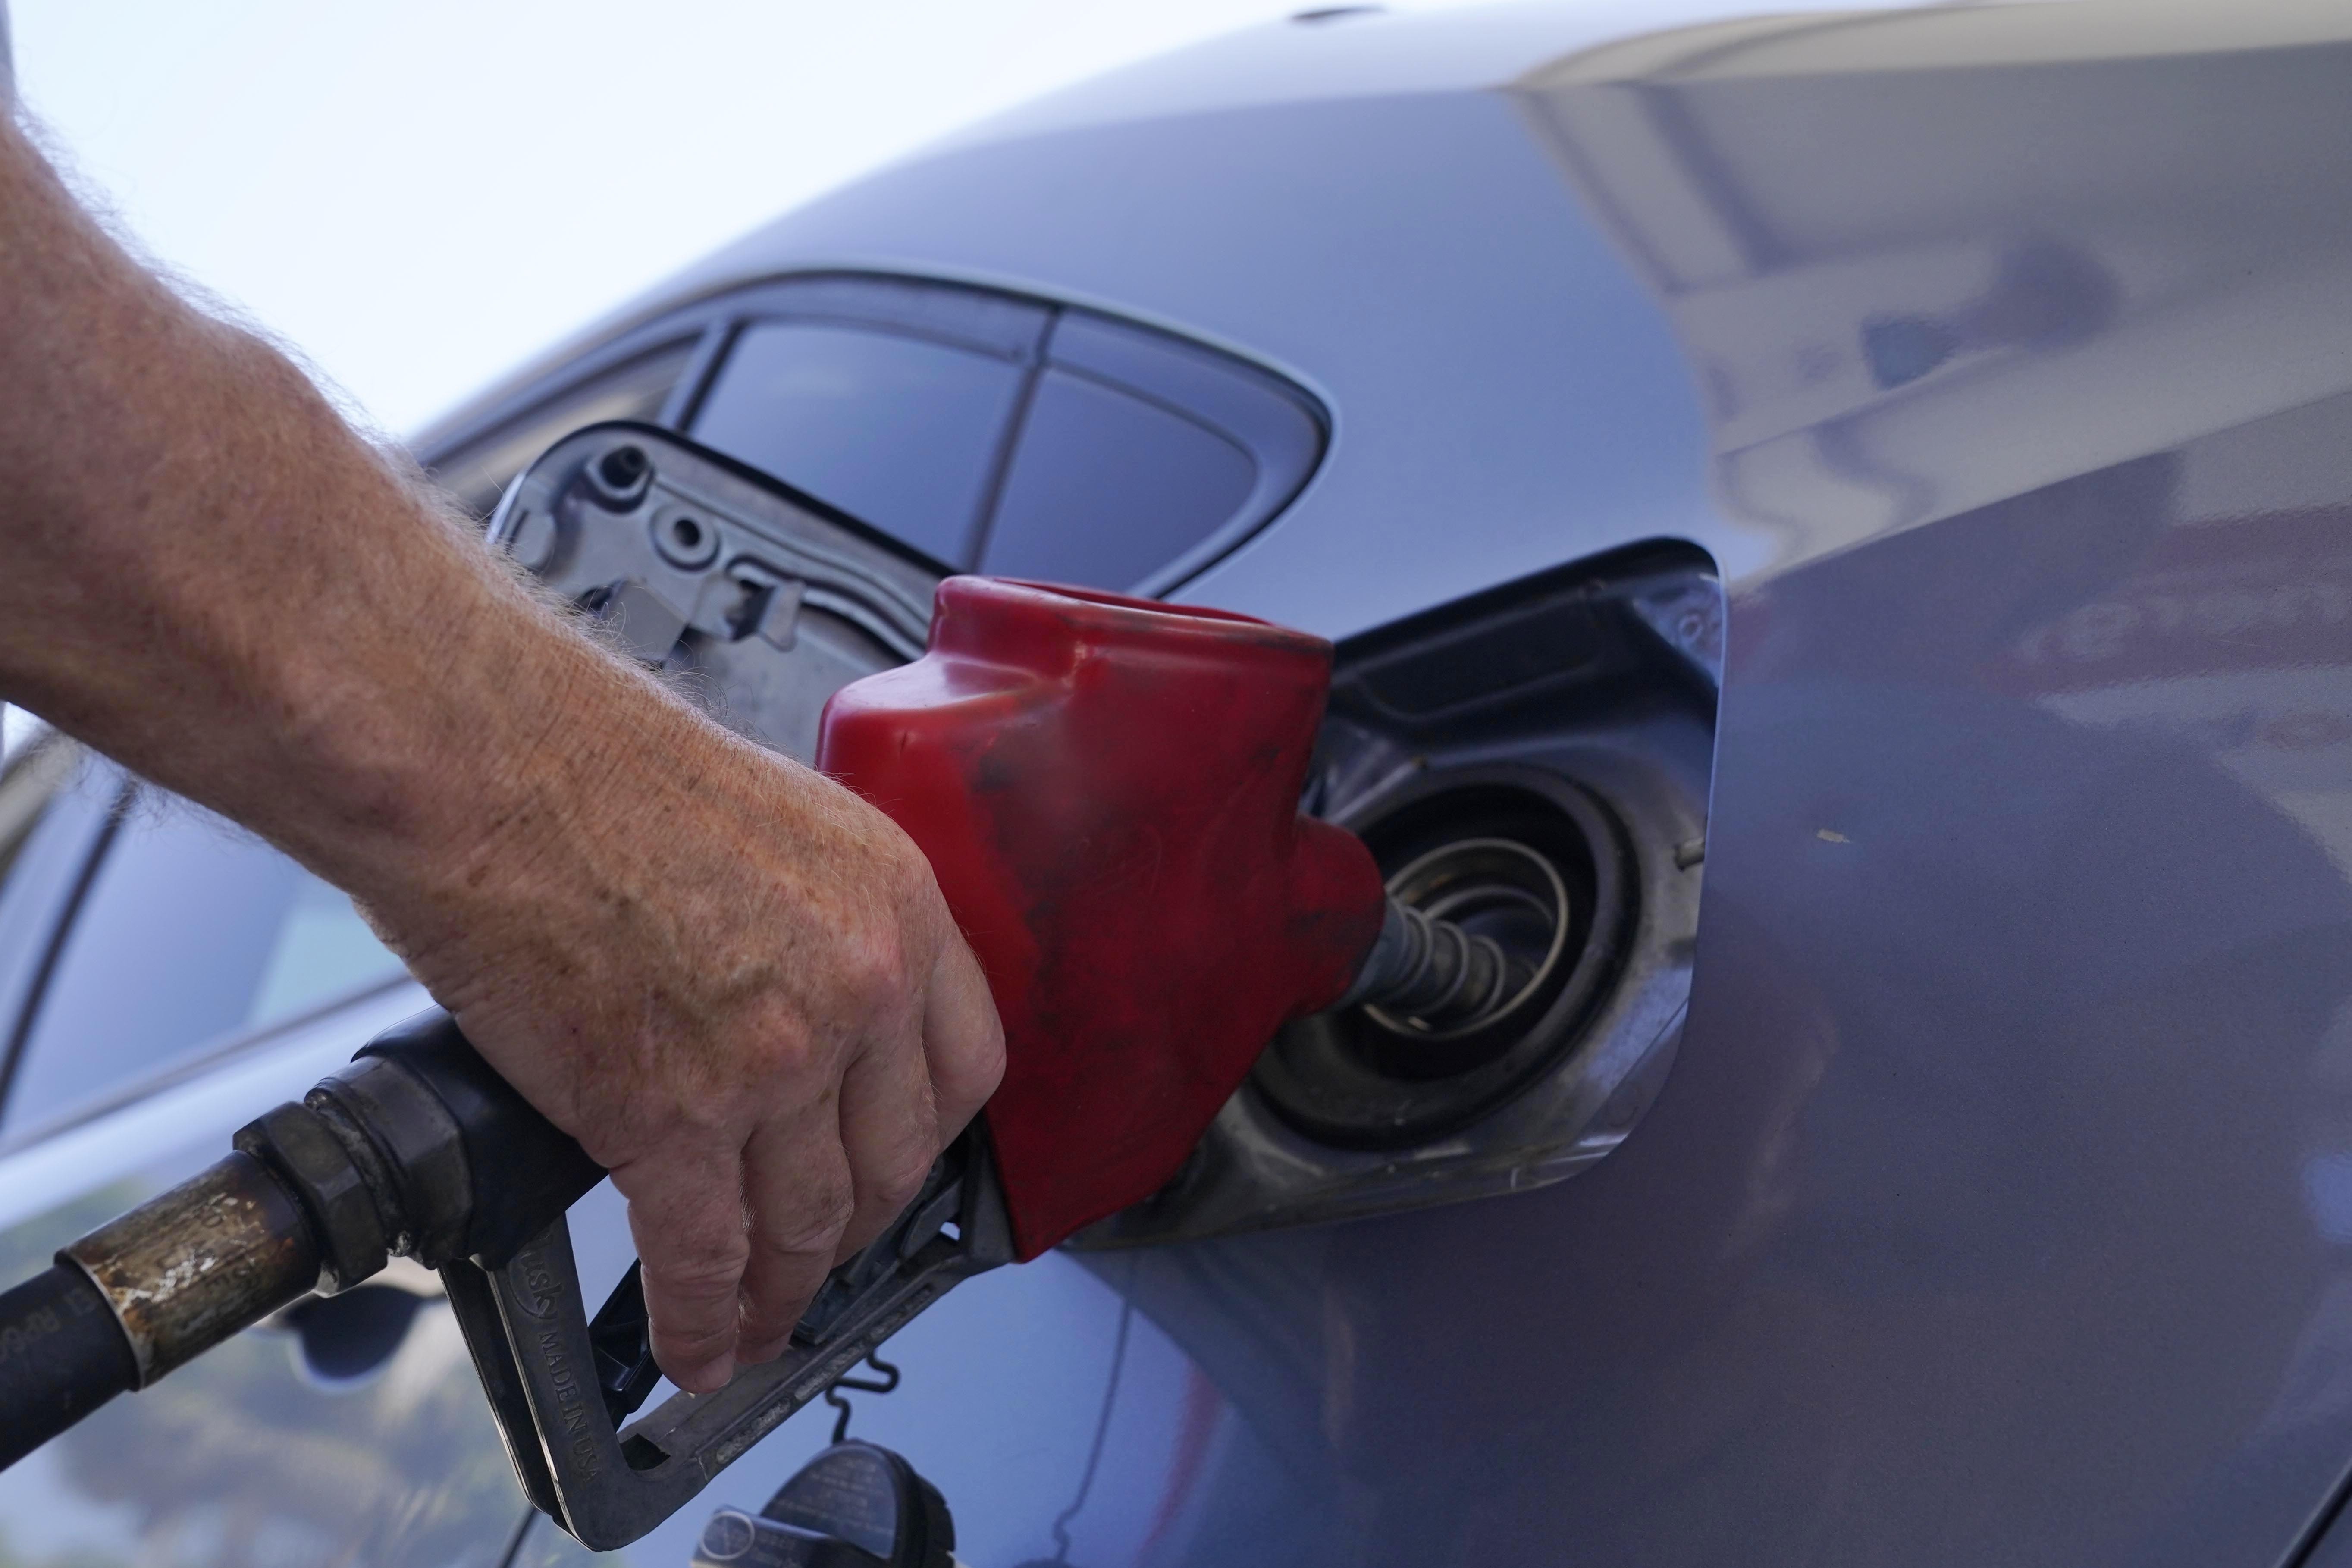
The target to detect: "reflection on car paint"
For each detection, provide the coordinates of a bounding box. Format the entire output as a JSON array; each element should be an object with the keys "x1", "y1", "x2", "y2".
[{"x1": 513, "y1": 1252, "x2": 1214, "y2": 1568}]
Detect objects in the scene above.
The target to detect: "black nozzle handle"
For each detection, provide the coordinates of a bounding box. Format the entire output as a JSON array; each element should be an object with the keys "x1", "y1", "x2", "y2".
[
  {"x1": 345, "y1": 1009, "x2": 605, "y2": 1268},
  {"x1": 0, "y1": 1261, "x2": 138, "y2": 1469}
]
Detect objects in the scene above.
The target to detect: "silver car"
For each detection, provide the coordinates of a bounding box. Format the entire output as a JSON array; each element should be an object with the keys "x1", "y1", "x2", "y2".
[{"x1": 3, "y1": 0, "x2": 2352, "y2": 1563}]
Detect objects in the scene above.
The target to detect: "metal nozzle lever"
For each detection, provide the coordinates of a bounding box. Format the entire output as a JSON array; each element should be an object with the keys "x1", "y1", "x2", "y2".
[{"x1": 1336, "y1": 896, "x2": 1525, "y2": 1032}]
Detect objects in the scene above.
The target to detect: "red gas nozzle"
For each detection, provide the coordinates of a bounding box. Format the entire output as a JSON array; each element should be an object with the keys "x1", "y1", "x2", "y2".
[{"x1": 817, "y1": 577, "x2": 1387, "y2": 1258}]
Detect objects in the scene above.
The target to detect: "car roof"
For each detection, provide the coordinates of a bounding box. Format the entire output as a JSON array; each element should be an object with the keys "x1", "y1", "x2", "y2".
[{"x1": 422, "y1": 0, "x2": 2349, "y2": 638}]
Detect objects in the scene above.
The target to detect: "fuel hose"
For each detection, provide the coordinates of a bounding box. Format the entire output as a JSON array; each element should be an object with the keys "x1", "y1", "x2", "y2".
[
  {"x1": 0, "y1": 1010, "x2": 601, "y2": 1474},
  {"x1": 0, "y1": 1261, "x2": 140, "y2": 1468}
]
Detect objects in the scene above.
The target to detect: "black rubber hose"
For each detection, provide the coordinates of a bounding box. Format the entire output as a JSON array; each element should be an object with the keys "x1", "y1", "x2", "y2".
[{"x1": 0, "y1": 1262, "x2": 136, "y2": 1468}]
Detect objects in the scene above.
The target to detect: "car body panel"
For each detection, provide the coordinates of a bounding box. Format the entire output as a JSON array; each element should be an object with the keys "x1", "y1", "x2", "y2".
[{"x1": 564, "y1": 5, "x2": 2352, "y2": 1562}]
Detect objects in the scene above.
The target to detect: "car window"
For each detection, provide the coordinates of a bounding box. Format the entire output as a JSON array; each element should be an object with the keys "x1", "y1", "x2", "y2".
[
  {"x1": 2, "y1": 793, "x2": 408, "y2": 1138},
  {"x1": 418, "y1": 275, "x2": 1326, "y2": 594},
  {"x1": 975, "y1": 311, "x2": 1325, "y2": 593},
  {"x1": 690, "y1": 320, "x2": 1026, "y2": 567},
  {"x1": 978, "y1": 369, "x2": 1257, "y2": 590}
]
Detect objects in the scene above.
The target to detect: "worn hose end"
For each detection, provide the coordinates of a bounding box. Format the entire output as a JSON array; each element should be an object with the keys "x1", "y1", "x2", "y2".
[
  {"x1": 62, "y1": 1151, "x2": 322, "y2": 1386},
  {"x1": 1336, "y1": 897, "x2": 1521, "y2": 1032},
  {"x1": 0, "y1": 1145, "x2": 333, "y2": 1474}
]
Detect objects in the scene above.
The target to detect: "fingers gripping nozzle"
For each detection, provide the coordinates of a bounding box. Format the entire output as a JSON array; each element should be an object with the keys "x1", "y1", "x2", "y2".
[{"x1": 1336, "y1": 897, "x2": 1525, "y2": 1032}]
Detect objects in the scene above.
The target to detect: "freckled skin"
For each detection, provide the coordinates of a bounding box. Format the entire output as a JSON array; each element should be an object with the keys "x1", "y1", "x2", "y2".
[{"x1": 0, "y1": 117, "x2": 1004, "y2": 1394}]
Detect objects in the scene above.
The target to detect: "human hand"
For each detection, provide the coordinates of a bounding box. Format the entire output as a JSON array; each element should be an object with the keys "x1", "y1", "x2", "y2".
[{"x1": 379, "y1": 696, "x2": 1004, "y2": 1393}]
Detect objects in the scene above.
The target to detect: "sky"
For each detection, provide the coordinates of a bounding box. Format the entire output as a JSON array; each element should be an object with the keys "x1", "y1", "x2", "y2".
[{"x1": 9, "y1": 0, "x2": 1493, "y2": 440}]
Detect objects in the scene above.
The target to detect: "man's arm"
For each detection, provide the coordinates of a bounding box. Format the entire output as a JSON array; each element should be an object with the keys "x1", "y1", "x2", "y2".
[{"x1": 0, "y1": 118, "x2": 1003, "y2": 1392}]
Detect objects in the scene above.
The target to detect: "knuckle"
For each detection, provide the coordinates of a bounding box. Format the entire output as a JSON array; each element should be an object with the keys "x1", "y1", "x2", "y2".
[
  {"x1": 655, "y1": 1312, "x2": 739, "y2": 1355},
  {"x1": 938, "y1": 1024, "x2": 1007, "y2": 1111},
  {"x1": 753, "y1": 1181, "x2": 856, "y2": 1261},
  {"x1": 654, "y1": 1322, "x2": 739, "y2": 1372},
  {"x1": 872, "y1": 828, "x2": 935, "y2": 897},
  {"x1": 649, "y1": 1243, "x2": 750, "y2": 1306},
  {"x1": 874, "y1": 1154, "x2": 933, "y2": 1215},
  {"x1": 969, "y1": 1024, "x2": 1008, "y2": 1089},
  {"x1": 737, "y1": 1295, "x2": 802, "y2": 1343},
  {"x1": 814, "y1": 1179, "x2": 859, "y2": 1233},
  {"x1": 842, "y1": 922, "x2": 914, "y2": 1006},
  {"x1": 738, "y1": 1023, "x2": 823, "y2": 1086}
]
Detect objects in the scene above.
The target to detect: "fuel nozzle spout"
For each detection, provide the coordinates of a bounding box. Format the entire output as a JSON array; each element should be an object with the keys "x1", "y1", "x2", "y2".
[
  {"x1": 1337, "y1": 897, "x2": 1525, "y2": 1032},
  {"x1": 1326, "y1": 834, "x2": 1571, "y2": 1041}
]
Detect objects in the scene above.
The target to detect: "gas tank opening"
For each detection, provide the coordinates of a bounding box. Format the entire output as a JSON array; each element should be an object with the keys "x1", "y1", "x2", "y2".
[{"x1": 1256, "y1": 774, "x2": 1630, "y2": 1146}]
